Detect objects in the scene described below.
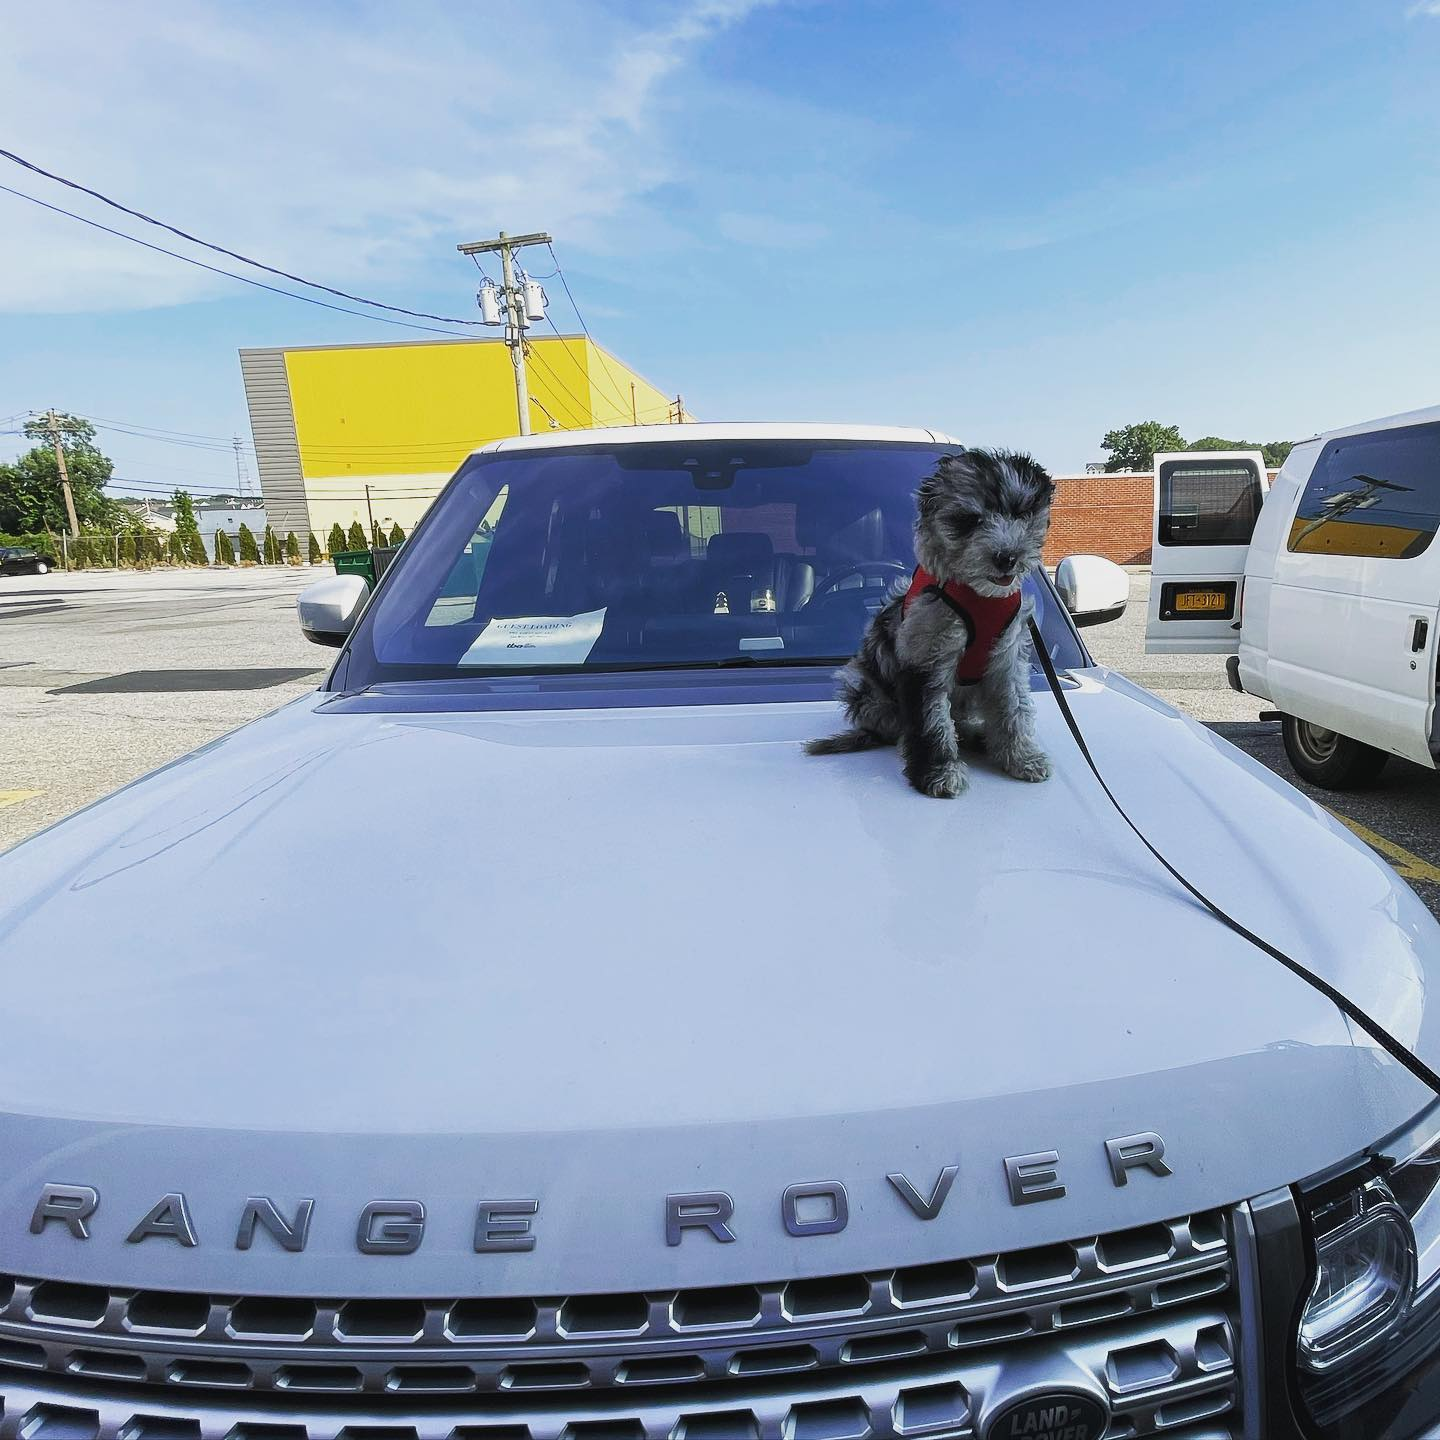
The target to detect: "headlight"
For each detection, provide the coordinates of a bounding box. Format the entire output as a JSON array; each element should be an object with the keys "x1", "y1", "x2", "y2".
[
  {"x1": 1298, "y1": 1181, "x2": 1415, "y2": 1372},
  {"x1": 1297, "y1": 1109, "x2": 1440, "y2": 1434}
]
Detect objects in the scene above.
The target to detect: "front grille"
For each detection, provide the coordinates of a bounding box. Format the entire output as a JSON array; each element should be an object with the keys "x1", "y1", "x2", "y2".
[{"x1": 0, "y1": 1210, "x2": 1243, "y2": 1438}]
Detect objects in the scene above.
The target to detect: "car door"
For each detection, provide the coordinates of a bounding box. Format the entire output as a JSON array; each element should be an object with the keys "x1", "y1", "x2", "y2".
[
  {"x1": 1265, "y1": 418, "x2": 1440, "y2": 768},
  {"x1": 1145, "y1": 451, "x2": 1268, "y2": 654}
]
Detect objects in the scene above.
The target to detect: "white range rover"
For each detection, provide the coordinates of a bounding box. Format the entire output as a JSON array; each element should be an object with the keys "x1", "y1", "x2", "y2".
[{"x1": 3, "y1": 423, "x2": 1440, "y2": 1440}]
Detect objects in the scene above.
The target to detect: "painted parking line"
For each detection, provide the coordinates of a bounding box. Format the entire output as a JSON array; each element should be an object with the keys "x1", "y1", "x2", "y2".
[
  {"x1": 1328, "y1": 810, "x2": 1440, "y2": 887},
  {"x1": 0, "y1": 790, "x2": 41, "y2": 811}
]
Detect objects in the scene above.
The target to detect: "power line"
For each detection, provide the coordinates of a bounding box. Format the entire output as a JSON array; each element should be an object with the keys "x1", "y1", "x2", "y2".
[
  {"x1": 0, "y1": 182, "x2": 476, "y2": 339},
  {"x1": 85, "y1": 422, "x2": 247, "y2": 453},
  {"x1": 543, "y1": 243, "x2": 643, "y2": 419},
  {"x1": 539, "y1": 320, "x2": 630, "y2": 421},
  {"x1": 73, "y1": 412, "x2": 255, "y2": 445},
  {"x1": 0, "y1": 147, "x2": 488, "y2": 328},
  {"x1": 523, "y1": 345, "x2": 598, "y2": 428}
]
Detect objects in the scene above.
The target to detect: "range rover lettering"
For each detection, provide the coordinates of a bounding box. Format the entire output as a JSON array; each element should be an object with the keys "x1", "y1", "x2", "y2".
[{"x1": 3, "y1": 423, "x2": 1440, "y2": 1438}]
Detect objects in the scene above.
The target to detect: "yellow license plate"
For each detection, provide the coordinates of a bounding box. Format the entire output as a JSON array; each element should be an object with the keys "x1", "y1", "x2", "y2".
[{"x1": 1175, "y1": 589, "x2": 1228, "y2": 612}]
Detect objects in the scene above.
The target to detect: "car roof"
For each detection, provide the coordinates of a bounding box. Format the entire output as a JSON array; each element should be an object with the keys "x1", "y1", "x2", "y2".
[
  {"x1": 473, "y1": 422, "x2": 962, "y2": 455},
  {"x1": 1317, "y1": 403, "x2": 1440, "y2": 442}
]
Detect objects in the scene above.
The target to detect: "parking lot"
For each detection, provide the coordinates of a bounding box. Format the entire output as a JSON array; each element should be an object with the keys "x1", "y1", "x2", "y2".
[
  {"x1": 0, "y1": 567, "x2": 323, "y2": 850},
  {"x1": 4, "y1": 566, "x2": 1440, "y2": 916}
]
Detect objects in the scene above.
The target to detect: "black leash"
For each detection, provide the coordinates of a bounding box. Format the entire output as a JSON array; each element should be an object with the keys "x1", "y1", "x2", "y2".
[{"x1": 1027, "y1": 616, "x2": 1440, "y2": 1099}]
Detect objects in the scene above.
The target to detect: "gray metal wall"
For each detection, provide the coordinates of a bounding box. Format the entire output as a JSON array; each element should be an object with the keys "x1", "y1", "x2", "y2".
[{"x1": 237, "y1": 349, "x2": 308, "y2": 537}]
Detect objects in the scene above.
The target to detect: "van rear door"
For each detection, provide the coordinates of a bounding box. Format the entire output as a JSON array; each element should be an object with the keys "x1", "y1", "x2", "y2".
[
  {"x1": 1145, "y1": 451, "x2": 1268, "y2": 654},
  {"x1": 1266, "y1": 418, "x2": 1440, "y2": 768}
]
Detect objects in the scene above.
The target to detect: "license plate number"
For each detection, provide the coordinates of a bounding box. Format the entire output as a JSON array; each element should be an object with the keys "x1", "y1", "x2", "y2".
[{"x1": 1174, "y1": 589, "x2": 1227, "y2": 612}]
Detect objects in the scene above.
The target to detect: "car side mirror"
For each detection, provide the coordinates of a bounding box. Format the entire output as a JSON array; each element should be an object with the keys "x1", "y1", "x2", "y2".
[
  {"x1": 297, "y1": 574, "x2": 369, "y2": 647},
  {"x1": 1054, "y1": 554, "x2": 1128, "y2": 628}
]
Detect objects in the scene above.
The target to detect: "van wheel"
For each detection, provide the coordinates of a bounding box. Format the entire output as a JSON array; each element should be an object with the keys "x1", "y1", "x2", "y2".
[{"x1": 1281, "y1": 715, "x2": 1389, "y2": 789}]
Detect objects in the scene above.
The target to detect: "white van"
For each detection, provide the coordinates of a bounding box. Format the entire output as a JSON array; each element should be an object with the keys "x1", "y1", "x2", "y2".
[{"x1": 1146, "y1": 406, "x2": 1440, "y2": 787}]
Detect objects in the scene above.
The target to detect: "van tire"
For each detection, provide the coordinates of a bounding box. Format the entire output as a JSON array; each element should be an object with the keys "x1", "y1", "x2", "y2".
[{"x1": 1280, "y1": 715, "x2": 1390, "y2": 790}]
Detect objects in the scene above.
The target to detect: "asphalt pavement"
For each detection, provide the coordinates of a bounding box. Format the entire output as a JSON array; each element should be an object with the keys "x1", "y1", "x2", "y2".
[
  {"x1": 1083, "y1": 572, "x2": 1440, "y2": 909},
  {"x1": 0, "y1": 566, "x2": 323, "y2": 850},
  {"x1": 3, "y1": 566, "x2": 1440, "y2": 918}
]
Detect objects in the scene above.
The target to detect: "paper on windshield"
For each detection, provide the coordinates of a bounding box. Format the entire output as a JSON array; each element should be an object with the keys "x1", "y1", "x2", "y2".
[{"x1": 459, "y1": 608, "x2": 607, "y2": 667}]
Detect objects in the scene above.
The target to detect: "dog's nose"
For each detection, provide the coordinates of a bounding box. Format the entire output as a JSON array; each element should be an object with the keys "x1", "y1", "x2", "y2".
[{"x1": 991, "y1": 550, "x2": 1021, "y2": 573}]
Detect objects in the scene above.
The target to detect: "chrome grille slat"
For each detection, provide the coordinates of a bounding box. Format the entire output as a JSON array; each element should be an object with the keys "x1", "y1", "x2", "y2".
[
  {"x1": 0, "y1": 1210, "x2": 1243, "y2": 1436},
  {"x1": 0, "y1": 1214, "x2": 1230, "y2": 1397},
  {"x1": 0, "y1": 1306, "x2": 1234, "y2": 1440}
]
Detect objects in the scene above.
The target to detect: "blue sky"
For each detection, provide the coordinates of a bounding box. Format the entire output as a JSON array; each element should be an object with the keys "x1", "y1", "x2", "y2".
[{"x1": 2, "y1": 0, "x2": 1438, "y2": 491}]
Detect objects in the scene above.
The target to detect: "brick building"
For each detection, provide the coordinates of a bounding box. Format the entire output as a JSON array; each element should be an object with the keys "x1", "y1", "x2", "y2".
[
  {"x1": 1043, "y1": 469, "x2": 1279, "y2": 566},
  {"x1": 1043, "y1": 472, "x2": 1153, "y2": 566}
]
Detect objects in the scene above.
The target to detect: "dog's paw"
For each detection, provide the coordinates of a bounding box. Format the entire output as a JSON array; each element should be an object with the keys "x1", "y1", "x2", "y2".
[
  {"x1": 917, "y1": 760, "x2": 969, "y2": 799},
  {"x1": 1003, "y1": 749, "x2": 1053, "y2": 783}
]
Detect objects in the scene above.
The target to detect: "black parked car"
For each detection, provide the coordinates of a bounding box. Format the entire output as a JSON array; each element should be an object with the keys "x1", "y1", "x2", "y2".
[{"x1": 0, "y1": 545, "x2": 52, "y2": 576}]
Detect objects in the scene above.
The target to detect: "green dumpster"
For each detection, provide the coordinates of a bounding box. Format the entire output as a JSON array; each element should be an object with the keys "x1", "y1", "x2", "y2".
[{"x1": 332, "y1": 549, "x2": 376, "y2": 586}]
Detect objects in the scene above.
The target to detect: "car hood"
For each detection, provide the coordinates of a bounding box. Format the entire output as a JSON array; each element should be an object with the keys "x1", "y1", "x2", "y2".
[{"x1": 0, "y1": 670, "x2": 1435, "y2": 1296}]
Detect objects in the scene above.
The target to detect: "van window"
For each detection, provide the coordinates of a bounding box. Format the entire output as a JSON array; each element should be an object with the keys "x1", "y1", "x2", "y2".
[
  {"x1": 1158, "y1": 459, "x2": 1263, "y2": 546},
  {"x1": 1288, "y1": 421, "x2": 1440, "y2": 559}
]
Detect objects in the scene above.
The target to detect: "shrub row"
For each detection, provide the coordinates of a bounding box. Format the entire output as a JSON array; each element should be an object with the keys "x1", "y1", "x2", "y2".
[{"x1": 24, "y1": 522, "x2": 407, "y2": 570}]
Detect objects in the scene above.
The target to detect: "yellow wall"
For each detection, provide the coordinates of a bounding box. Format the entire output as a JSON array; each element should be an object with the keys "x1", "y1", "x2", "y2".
[
  {"x1": 583, "y1": 342, "x2": 675, "y2": 427},
  {"x1": 281, "y1": 337, "x2": 680, "y2": 540}
]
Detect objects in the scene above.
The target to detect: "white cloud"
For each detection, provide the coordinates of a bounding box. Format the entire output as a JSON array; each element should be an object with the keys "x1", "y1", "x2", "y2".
[
  {"x1": 0, "y1": 0, "x2": 774, "y2": 313},
  {"x1": 1408, "y1": 1, "x2": 1440, "y2": 14}
]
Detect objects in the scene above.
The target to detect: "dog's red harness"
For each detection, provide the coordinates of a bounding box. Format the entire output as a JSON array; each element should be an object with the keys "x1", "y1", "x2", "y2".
[{"x1": 902, "y1": 567, "x2": 1022, "y2": 684}]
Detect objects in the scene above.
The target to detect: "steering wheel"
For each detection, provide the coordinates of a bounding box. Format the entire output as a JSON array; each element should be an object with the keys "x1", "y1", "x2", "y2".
[{"x1": 806, "y1": 560, "x2": 912, "y2": 606}]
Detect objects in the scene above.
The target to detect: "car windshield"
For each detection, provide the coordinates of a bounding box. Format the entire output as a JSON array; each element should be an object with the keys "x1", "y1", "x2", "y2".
[{"x1": 347, "y1": 439, "x2": 1085, "y2": 685}]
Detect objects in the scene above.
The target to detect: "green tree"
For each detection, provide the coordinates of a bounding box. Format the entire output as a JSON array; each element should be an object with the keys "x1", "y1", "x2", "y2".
[
  {"x1": 214, "y1": 529, "x2": 235, "y2": 565},
  {"x1": 347, "y1": 520, "x2": 366, "y2": 552},
  {"x1": 0, "y1": 414, "x2": 124, "y2": 534},
  {"x1": 307, "y1": 532, "x2": 323, "y2": 564},
  {"x1": 1100, "y1": 421, "x2": 1187, "y2": 472},
  {"x1": 263, "y1": 525, "x2": 281, "y2": 564},
  {"x1": 1188, "y1": 435, "x2": 1294, "y2": 468},
  {"x1": 166, "y1": 532, "x2": 185, "y2": 565},
  {"x1": 170, "y1": 489, "x2": 207, "y2": 564},
  {"x1": 119, "y1": 532, "x2": 136, "y2": 567},
  {"x1": 389, "y1": 523, "x2": 406, "y2": 545},
  {"x1": 237, "y1": 522, "x2": 260, "y2": 563},
  {"x1": 327, "y1": 522, "x2": 347, "y2": 556},
  {"x1": 171, "y1": 488, "x2": 199, "y2": 537},
  {"x1": 285, "y1": 531, "x2": 301, "y2": 564}
]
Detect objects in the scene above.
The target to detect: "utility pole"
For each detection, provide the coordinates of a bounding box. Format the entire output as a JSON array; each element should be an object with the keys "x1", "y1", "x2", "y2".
[
  {"x1": 457, "y1": 230, "x2": 552, "y2": 436},
  {"x1": 40, "y1": 409, "x2": 80, "y2": 540},
  {"x1": 364, "y1": 483, "x2": 376, "y2": 546}
]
